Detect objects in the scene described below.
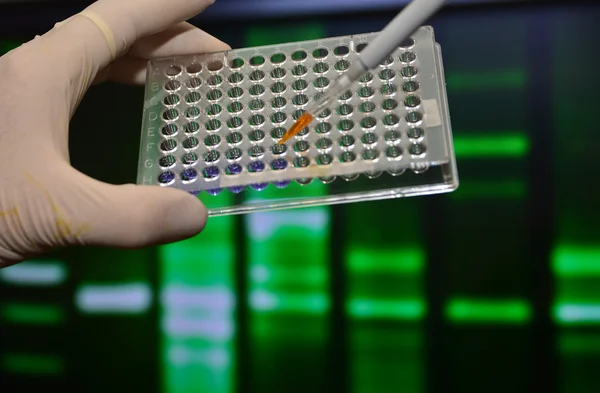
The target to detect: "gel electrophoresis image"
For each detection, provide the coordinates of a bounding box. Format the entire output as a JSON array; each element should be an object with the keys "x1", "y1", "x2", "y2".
[{"x1": 1, "y1": 1, "x2": 600, "y2": 393}]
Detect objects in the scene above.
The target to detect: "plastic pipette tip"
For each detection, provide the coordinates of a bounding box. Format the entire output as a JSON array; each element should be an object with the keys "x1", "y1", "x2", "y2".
[{"x1": 277, "y1": 112, "x2": 314, "y2": 145}]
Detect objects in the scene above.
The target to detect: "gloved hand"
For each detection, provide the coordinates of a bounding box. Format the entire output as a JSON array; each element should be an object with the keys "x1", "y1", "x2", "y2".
[{"x1": 0, "y1": 0, "x2": 230, "y2": 268}]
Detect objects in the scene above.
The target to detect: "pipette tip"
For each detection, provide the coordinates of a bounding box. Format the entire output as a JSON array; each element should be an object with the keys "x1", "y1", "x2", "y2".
[{"x1": 277, "y1": 112, "x2": 314, "y2": 145}]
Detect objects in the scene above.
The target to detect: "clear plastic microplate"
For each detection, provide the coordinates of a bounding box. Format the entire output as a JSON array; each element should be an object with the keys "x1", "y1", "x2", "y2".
[{"x1": 136, "y1": 26, "x2": 458, "y2": 216}]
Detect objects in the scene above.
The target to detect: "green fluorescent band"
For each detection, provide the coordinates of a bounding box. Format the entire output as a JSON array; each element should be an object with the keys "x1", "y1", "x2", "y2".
[
  {"x1": 450, "y1": 179, "x2": 526, "y2": 200},
  {"x1": 75, "y1": 282, "x2": 151, "y2": 314},
  {"x1": 446, "y1": 69, "x2": 526, "y2": 91},
  {"x1": 348, "y1": 248, "x2": 425, "y2": 274},
  {"x1": 2, "y1": 354, "x2": 63, "y2": 375},
  {"x1": 1, "y1": 303, "x2": 64, "y2": 325},
  {"x1": 552, "y1": 246, "x2": 600, "y2": 277},
  {"x1": 453, "y1": 133, "x2": 530, "y2": 158},
  {"x1": 446, "y1": 298, "x2": 532, "y2": 324},
  {"x1": 553, "y1": 303, "x2": 600, "y2": 325},
  {"x1": 348, "y1": 298, "x2": 426, "y2": 320},
  {"x1": 161, "y1": 243, "x2": 234, "y2": 282},
  {"x1": 250, "y1": 264, "x2": 326, "y2": 286},
  {"x1": 245, "y1": 209, "x2": 329, "y2": 240},
  {"x1": 0, "y1": 261, "x2": 67, "y2": 286},
  {"x1": 250, "y1": 290, "x2": 329, "y2": 314}
]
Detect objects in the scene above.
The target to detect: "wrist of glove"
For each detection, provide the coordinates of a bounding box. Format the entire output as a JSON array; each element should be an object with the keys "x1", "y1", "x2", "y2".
[{"x1": 0, "y1": 0, "x2": 229, "y2": 268}]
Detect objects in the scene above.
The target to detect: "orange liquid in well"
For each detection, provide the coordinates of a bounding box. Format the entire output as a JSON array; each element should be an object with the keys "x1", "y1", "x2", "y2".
[{"x1": 278, "y1": 113, "x2": 314, "y2": 145}]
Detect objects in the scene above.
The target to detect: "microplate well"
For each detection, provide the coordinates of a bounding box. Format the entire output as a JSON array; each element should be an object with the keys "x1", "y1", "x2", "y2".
[{"x1": 137, "y1": 26, "x2": 458, "y2": 216}]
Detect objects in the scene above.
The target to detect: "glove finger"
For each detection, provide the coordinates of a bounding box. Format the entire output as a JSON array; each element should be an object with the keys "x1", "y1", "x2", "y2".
[
  {"x1": 82, "y1": 0, "x2": 217, "y2": 64},
  {"x1": 78, "y1": 181, "x2": 208, "y2": 249},
  {"x1": 95, "y1": 23, "x2": 231, "y2": 85},
  {"x1": 129, "y1": 22, "x2": 230, "y2": 59},
  {"x1": 43, "y1": 0, "x2": 217, "y2": 80}
]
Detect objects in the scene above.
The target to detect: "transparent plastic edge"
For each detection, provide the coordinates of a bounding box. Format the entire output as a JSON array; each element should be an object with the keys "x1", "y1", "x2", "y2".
[
  {"x1": 136, "y1": 60, "x2": 156, "y2": 185},
  {"x1": 206, "y1": 181, "x2": 455, "y2": 216},
  {"x1": 433, "y1": 40, "x2": 459, "y2": 191}
]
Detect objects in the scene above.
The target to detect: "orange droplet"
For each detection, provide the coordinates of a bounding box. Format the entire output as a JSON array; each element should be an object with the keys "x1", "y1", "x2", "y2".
[{"x1": 278, "y1": 113, "x2": 314, "y2": 145}]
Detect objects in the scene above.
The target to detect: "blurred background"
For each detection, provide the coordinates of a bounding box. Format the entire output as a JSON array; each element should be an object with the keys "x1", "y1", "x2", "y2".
[{"x1": 1, "y1": 0, "x2": 600, "y2": 392}]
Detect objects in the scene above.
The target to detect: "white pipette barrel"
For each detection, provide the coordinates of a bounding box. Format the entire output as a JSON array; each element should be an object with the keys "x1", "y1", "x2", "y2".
[{"x1": 345, "y1": 0, "x2": 447, "y2": 81}]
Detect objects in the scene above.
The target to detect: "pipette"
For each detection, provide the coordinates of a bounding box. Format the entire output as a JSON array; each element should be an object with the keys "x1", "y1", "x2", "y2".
[{"x1": 278, "y1": 0, "x2": 447, "y2": 145}]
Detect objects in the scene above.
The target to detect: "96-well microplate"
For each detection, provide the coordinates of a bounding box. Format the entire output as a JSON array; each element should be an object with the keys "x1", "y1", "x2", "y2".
[{"x1": 137, "y1": 26, "x2": 458, "y2": 216}]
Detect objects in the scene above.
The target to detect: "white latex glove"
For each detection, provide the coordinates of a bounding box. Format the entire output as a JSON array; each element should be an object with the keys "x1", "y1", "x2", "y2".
[{"x1": 0, "y1": 0, "x2": 230, "y2": 268}]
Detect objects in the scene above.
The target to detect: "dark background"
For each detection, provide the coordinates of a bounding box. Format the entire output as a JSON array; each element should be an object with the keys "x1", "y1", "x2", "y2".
[{"x1": 1, "y1": 0, "x2": 600, "y2": 392}]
